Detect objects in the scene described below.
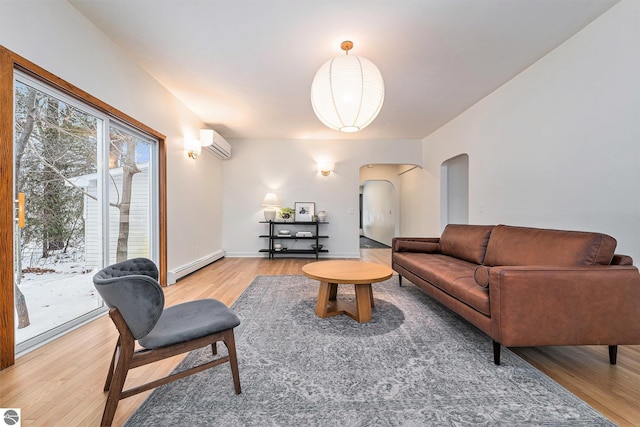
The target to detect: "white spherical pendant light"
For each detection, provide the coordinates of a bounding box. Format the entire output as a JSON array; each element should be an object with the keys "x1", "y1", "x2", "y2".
[{"x1": 311, "y1": 41, "x2": 384, "y2": 132}]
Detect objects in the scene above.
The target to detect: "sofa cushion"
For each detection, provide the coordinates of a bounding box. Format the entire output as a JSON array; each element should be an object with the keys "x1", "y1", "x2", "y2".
[
  {"x1": 439, "y1": 224, "x2": 494, "y2": 264},
  {"x1": 484, "y1": 225, "x2": 617, "y2": 267},
  {"x1": 393, "y1": 252, "x2": 490, "y2": 316}
]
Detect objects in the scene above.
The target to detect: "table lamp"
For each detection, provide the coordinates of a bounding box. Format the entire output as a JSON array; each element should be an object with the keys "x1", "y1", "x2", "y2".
[{"x1": 262, "y1": 193, "x2": 280, "y2": 221}]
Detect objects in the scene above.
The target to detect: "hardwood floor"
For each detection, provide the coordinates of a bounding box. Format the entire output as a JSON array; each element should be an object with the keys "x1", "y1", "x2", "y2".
[{"x1": 1, "y1": 248, "x2": 638, "y2": 426}]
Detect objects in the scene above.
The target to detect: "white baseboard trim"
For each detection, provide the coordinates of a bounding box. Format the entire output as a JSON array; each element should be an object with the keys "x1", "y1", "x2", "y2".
[
  {"x1": 224, "y1": 252, "x2": 360, "y2": 259},
  {"x1": 224, "y1": 252, "x2": 264, "y2": 258},
  {"x1": 167, "y1": 250, "x2": 225, "y2": 285},
  {"x1": 328, "y1": 252, "x2": 361, "y2": 259}
]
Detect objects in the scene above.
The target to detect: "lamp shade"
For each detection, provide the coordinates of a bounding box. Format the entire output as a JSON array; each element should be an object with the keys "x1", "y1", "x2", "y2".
[
  {"x1": 262, "y1": 193, "x2": 280, "y2": 207},
  {"x1": 184, "y1": 137, "x2": 201, "y2": 158},
  {"x1": 317, "y1": 161, "x2": 335, "y2": 176},
  {"x1": 311, "y1": 45, "x2": 384, "y2": 133}
]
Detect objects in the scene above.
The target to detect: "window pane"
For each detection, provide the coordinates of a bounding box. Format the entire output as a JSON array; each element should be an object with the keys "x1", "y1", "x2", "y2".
[
  {"x1": 107, "y1": 126, "x2": 152, "y2": 264},
  {"x1": 14, "y1": 79, "x2": 103, "y2": 349}
]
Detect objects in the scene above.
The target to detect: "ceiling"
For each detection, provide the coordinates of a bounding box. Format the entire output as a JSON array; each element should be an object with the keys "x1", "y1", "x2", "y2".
[{"x1": 69, "y1": 0, "x2": 618, "y2": 141}]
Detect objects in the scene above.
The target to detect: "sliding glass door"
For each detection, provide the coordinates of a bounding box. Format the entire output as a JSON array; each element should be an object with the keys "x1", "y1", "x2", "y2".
[{"x1": 13, "y1": 72, "x2": 158, "y2": 354}]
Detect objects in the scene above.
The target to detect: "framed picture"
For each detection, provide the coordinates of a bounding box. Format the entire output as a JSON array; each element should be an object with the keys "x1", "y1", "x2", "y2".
[{"x1": 294, "y1": 202, "x2": 315, "y2": 222}]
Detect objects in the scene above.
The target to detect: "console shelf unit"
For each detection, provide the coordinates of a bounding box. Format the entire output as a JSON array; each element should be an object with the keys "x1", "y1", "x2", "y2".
[{"x1": 259, "y1": 221, "x2": 328, "y2": 259}]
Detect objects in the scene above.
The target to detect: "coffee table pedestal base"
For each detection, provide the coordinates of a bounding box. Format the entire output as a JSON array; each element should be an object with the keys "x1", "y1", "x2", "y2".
[{"x1": 315, "y1": 281, "x2": 375, "y2": 323}]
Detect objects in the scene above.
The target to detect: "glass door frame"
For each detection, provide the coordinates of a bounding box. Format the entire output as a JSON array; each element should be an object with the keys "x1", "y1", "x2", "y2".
[
  {"x1": 12, "y1": 72, "x2": 161, "y2": 355},
  {"x1": 0, "y1": 46, "x2": 167, "y2": 370}
]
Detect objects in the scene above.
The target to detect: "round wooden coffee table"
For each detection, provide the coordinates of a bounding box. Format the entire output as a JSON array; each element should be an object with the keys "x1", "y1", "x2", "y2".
[{"x1": 302, "y1": 260, "x2": 393, "y2": 323}]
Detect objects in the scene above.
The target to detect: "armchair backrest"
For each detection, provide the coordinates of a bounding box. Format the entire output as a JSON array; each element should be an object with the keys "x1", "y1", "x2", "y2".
[{"x1": 93, "y1": 258, "x2": 164, "y2": 339}]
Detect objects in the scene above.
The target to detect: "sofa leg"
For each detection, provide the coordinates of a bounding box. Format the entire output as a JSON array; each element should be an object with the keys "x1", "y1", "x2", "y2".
[
  {"x1": 609, "y1": 345, "x2": 618, "y2": 365},
  {"x1": 398, "y1": 275, "x2": 403, "y2": 287},
  {"x1": 493, "y1": 341, "x2": 501, "y2": 365}
]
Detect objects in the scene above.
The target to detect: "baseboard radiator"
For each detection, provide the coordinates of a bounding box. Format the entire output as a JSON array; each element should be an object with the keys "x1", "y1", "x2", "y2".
[{"x1": 167, "y1": 250, "x2": 225, "y2": 285}]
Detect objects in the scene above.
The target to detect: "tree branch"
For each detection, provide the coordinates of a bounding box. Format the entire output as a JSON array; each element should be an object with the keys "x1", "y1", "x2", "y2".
[{"x1": 27, "y1": 139, "x2": 120, "y2": 208}]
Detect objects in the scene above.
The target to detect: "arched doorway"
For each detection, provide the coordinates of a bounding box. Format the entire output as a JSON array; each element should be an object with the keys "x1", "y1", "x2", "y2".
[
  {"x1": 361, "y1": 180, "x2": 395, "y2": 246},
  {"x1": 440, "y1": 154, "x2": 469, "y2": 230},
  {"x1": 359, "y1": 164, "x2": 418, "y2": 248}
]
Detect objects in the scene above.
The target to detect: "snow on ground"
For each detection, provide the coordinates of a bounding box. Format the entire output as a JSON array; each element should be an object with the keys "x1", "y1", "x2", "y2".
[{"x1": 14, "y1": 258, "x2": 102, "y2": 344}]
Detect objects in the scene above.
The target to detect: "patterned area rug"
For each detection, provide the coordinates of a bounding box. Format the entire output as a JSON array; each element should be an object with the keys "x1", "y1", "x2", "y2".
[{"x1": 125, "y1": 275, "x2": 613, "y2": 426}]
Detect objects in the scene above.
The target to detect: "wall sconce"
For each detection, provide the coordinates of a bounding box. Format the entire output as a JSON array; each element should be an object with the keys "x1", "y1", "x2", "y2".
[
  {"x1": 317, "y1": 161, "x2": 335, "y2": 176},
  {"x1": 184, "y1": 137, "x2": 202, "y2": 159},
  {"x1": 262, "y1": 192, "x2": 280, "y2": 221}
]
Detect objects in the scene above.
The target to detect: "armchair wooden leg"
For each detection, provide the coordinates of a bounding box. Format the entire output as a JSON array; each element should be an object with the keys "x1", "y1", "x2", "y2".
[
  {"x1": 399, "y1": 275, "x2": 403, "y2": 287},
  {"x1": 223, "y1": 329, "x2": 241, "y2": 395},
  {"x1": 101, "y1": 337, "x2": 134, "y2": 426},
  {"x1": 104, "y1": 340, "x2": 120, "y2": 392}
]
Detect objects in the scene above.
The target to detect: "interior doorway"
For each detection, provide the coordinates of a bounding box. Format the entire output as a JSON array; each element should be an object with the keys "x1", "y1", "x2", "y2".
[
  {"x1": 358, "y1": 164, "x2": 417, "y2": 248},
  {"x1": 360, "y1": 180, "x2": 395, "y2": 246},
  {"x1": 440, "y1": 154, "x2": 469, "y2": 230}
]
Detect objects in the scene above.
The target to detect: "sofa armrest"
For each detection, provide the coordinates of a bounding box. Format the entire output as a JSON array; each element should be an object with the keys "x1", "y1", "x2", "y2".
[
  {"x1": 392, "y1": 237, "x2": 440, "y2": 253},
  {"x1": 612, "y1": 254, "x2": 634, "y2": 265},
  {"x1": 489, "y1": 265, "x2": 640, "y2": 347}
]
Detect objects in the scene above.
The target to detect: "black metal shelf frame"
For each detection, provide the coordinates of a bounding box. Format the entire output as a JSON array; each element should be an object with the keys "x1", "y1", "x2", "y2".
[{"x1": 259, "y1": 221, "x2": 329, "y2": 259}]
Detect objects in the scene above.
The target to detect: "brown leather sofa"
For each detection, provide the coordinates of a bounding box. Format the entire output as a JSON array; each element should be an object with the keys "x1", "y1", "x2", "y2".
[{"x1": 392, "y1": 224, "x2": 640, "y2": 364}]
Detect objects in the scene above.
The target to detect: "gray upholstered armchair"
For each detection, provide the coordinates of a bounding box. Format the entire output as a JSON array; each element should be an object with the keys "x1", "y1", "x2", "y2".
[{"x1": 93, "y1": 258, "x2": 241, "y2": 426}]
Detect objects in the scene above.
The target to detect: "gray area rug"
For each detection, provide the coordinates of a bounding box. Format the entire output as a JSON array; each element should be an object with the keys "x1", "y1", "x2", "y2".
[{"x1": 125, "y1": 275, "x2": 613, "y2": 426}]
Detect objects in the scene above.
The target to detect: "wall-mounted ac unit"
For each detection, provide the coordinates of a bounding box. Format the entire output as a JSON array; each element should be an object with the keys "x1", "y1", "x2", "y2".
[{"x1": 204, "y1": 129, "x2": 231, "y2": 159}]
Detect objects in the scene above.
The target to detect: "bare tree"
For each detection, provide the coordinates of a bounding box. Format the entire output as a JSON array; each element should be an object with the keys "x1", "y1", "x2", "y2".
[
  {"x1": 109, "y1": 130, "x2": 141, "y2": 262},
  {"x1": 13, "y1": 88, "x2": 37, "y2": 328}
]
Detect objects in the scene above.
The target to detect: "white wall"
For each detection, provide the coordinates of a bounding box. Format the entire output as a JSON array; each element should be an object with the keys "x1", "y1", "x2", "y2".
[
  {"x1": 417, "y1": 0, "x2": 640, "y2": 261},
  {"x1": 398, "y1": 166, "x2": 431, "y2": 237},
  {"x1": 0, "y1": 0, "x2": 224, "y2": 277},
  {"x1": 222, "y1": 139, "x2": 422, "y2": 258}
]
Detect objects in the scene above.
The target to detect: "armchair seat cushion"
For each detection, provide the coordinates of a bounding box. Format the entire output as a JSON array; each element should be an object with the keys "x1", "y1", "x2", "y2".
[{"x1": 139, "y1": 299, "x2": 241, "y2": 349}]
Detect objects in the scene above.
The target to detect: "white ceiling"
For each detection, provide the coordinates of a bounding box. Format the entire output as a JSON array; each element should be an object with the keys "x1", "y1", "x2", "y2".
[{"x1": 69, "y1": 0, "x2": 618, "y2": 140}]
